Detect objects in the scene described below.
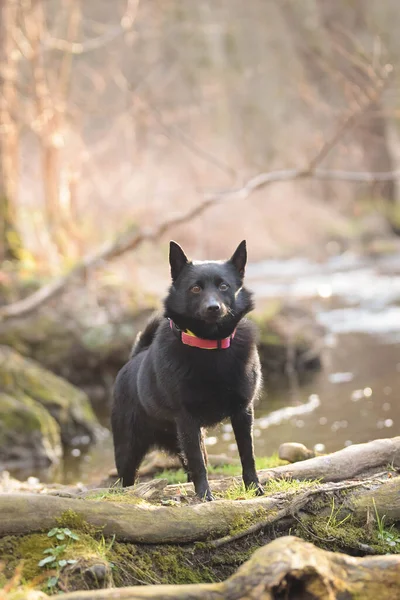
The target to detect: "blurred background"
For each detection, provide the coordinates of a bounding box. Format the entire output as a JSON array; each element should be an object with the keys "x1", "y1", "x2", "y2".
[{"x1": 0, "y1": 0, "x2": 400, "y2": 488}]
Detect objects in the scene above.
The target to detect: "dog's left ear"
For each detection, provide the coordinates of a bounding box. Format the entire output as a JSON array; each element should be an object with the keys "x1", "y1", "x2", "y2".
[{"x1": 229, "y1": 240, "x2": 247, "y2": 277}]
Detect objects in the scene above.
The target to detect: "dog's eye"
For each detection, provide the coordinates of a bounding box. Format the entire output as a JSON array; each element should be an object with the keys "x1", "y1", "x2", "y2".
[
  {"x1": 219, "y1": 282, "x2": 229, "y2": 291},
  {"x1": 190, "y1": 285, "x2": 202, "y2": 294}
]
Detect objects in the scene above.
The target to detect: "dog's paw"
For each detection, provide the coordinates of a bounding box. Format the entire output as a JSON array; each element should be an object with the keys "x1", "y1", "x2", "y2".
[
  {"x1": 198, "y1": 489, "x2": 214, "y2": 502},
  {"x1": 245, "y1": 481, "x2": 264, "y2": 496},
  {"x1": 254, "y1": 483, "x2": 264, "y2": 496}
]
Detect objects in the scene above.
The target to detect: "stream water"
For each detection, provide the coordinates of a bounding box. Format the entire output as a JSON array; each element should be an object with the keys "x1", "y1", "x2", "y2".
[{"x1": 19, "y1": 251, "x2": 400, "y2": 485}]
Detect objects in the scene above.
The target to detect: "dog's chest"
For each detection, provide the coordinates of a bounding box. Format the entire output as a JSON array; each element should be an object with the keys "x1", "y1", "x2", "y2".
[
  {"x1": 180, "y1": 362, "x2": 253, "y2": 425},
  {"x1": 154, "y1": 334, "x2": 260, "y2": 425}
]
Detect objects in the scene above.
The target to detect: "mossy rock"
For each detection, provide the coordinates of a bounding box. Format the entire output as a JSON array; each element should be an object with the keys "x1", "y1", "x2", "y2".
[
  {"x1": 0, "y1": 346, "x2": 101, "y2": 457},
  {"x1": 0, "y1": 526, "x2": 218, "y2": 593},
  {"x1": 0, "y1": 307, "x2": 153, "y2": 403},
  {"x1": 252, "y1": 303, "x2": 324, "y2": 380},
  {"x1": 0, "y1": 391, "x2": 61, "y2": 466}
]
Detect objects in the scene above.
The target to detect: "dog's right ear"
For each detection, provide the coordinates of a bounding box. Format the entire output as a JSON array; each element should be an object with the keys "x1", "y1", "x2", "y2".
[
  {"x1": 230, "y1": 240, "x2": 247, "y2": 278},
  {"x1": 169, "y1": 241, "x2": 189, "y2": 282}
]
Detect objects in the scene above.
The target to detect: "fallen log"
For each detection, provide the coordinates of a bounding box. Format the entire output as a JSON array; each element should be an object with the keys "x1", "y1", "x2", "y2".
[
  {"x1": 1, "y1": 438, "x2": 400, "y2": 545},
  {"x1": 258, "y1": 436, "x2": 400, "y2": 483},
  {"x1": 8, "y1": 536, "x2": 400, "y2": 600},
  {"x1": 0, "y1": 491, "x2": 280, "y2": 543},
  {"x1": 164, "y1": 435, "x2": 400, "y2": 497},
  {"x1": 0, "y1": 476, "x2": 399, "y2": 545}
]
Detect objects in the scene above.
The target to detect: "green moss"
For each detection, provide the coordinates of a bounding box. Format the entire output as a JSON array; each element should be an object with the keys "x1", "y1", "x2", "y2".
[
  {"x1": 154, "y1": 468, "x2": 187, "y2": 485},
  {"x1": 263, "y1": 477, "x2": 319, "y2": 495},
  {"x1": 0, "y1": 536, "x2": 21, "y2": 582},
  {"x1": 0, "y1": 525, "x2": 115, "y2": 593},
  {"x1": 216, "y1": 483, "x2": 260, "y2": 501},
  {"x1": 298, "y1": 515, "x2": 393, "y2": 554},
  {"x1": 255, "y1": 454, "x2": 286, "y2": 470},
  {"x1": 146, "y1": 547, "x2": 215, "y2": 585},
  {"x1": 218, "y1": 475, "x2": 318, "y2": 501},
  {"x1": 210, "y1": 454, "x2": 286, "y2": 477},
  {"x1": 210, "y1": 544, "x2": 259, "y2": 568},
  {"x1": 208, "y1": 464, "x2": 241, "y2": 477},
  {"x1": 111, "y1": 543, "x2": 216, "y2": 586},
  {"x1": 1, "y1": 528, "x2": 262, "y2": 593},
  {"x1": 56, "y1": 510, "x2": 98, "y2": 535},
  {"x1": 0, "y1": 532, "x2": 75, "y2": 584},
  {"x1": 155, "y1": 454, "x2": 286, "y2": 484},
  {"x1": 0, "y1": 390, "x2": 59, "y2": 437},
  {"x1": 227, "y1": 508, "x2": 269, "y2": 537},
  {"x1": 0, "y1": 346, "x2": 99, "y2": 446},
  {"x1": 296, "y1": 498, "x2": 400, "y2": 555},
  {"x1": 1, "y1": 534, "x2": 218, "y2": 592},
  {"x1": 84, "y1": 490, "x2": 147, "y2": 505},
  {"x1": 0, "y1": 390, "x2": 61, "y2": 463},
  {"x1": 19, "y1": 534, "x2": 56, "y2": 581}
]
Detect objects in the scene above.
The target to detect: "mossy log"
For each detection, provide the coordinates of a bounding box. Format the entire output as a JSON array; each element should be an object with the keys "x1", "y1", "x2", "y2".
[
  {"x1": 0, "y1": 476, "x2": 399, "y2": 545},
  {"x1": 163, "y1": 435, "x2": 400, "y2": 497},
  {"x1": 1, "y1": 437, "x2": 399, "y2": 544},
  {"x1": 2, "y1": 441, "x2": 400, "y2": 598},
  {"x1": 260, "y1": 435, "x2": 400, "y2": 480},
  {"x1": 107, "y1": 434, "x2": 394, "y2": 489},
  {"x1": 0, "y1": 492, "x2": 279, "y2": 543},
  {"x1": 6, "y1": 536, "x2": 400, "y2": 600}
]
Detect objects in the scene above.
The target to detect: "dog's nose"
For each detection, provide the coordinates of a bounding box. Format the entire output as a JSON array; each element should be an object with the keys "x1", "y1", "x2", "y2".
[{"x1": 207, "y1": 302, "x2": 221, "y2": 314}]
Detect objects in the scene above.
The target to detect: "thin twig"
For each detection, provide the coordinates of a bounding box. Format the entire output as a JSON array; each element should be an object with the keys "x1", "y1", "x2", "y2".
[
  {"x1": 42, "y1": 0, "x2": 139, "y2": 55},
  {"x1": 147, "y1": 100, "x2": 236, "y2": 178}
]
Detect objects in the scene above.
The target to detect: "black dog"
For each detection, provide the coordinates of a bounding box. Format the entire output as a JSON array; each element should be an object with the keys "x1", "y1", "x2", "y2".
[{"x1": 111, "y1": 240, "x2": 263, "y2": 501}]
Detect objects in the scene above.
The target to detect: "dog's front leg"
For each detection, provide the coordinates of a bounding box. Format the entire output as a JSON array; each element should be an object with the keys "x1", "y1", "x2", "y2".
[
  {"x1": 176, "y1": 412, "x2": 214, "y2": 501},
  {"x1": 231, "y1": 407, "x2": 264, "y2": 495}
]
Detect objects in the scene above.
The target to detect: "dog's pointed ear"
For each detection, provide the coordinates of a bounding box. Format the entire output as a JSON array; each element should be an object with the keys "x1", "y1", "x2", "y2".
[
  {"x1": 169, "y1": 241, "x2": 189, "y2": 282},
  {"x1": 229, "y1": 240, "x2": 247, "y2": 277}
]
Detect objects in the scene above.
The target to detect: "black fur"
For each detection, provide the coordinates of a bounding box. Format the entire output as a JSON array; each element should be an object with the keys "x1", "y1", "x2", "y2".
[{"x1": 111, "y1": 240, "x2": 263, "y2": 501}]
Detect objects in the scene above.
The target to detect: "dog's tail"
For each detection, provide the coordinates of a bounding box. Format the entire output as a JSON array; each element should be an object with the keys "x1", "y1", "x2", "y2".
[{"x1": 130, "y1": 312, "x2": 162, "y2": 358}]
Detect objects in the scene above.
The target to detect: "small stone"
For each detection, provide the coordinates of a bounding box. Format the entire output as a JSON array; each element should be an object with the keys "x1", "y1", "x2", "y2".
[
  {"x1": 278, "y1": 442, "x2": 315, "y2": 463},
  {"x1": 84, "y1": 563, "x2": 108, "y2": 582}
]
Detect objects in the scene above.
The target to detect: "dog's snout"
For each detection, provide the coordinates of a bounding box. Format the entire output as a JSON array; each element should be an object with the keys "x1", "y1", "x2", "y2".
[{"x1": 207, "y1": 301, "x2": 221, "y2": 314}]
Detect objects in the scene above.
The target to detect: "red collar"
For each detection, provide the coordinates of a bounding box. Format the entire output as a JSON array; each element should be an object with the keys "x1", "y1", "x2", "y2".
[{"x1": 169, "y1": 319, "x2": 235, "y2": 350}]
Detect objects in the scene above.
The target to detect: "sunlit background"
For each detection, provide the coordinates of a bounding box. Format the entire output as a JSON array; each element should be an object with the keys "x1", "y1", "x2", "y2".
[{"x1": 1, "y1": 0, "x2": 400, "y2": 486}]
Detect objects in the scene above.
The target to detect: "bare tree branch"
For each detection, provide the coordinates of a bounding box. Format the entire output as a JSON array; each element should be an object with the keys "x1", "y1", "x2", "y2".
[
  {"x1": 146, "y1": 100, "x2": 236, "y2": 179},
  {"x1": 0, "y1": 57, "x2": 396, "y2": 322},
  {"x1": 42, "y1": 0, "x2": 139, "y2": 55},
  {"x1": 1, "y1": 163, "x2": 400, "y2": 322}
]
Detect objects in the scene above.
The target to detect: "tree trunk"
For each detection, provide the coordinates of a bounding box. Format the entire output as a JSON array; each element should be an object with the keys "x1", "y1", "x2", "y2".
[{"x1": 0, "y1": 0, "x2": 22, "y2": 262}]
